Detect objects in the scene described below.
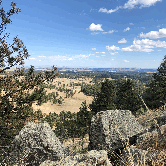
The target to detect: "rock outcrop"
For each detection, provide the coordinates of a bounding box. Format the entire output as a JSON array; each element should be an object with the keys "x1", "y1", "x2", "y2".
[
  {"x1": 88, "y1": 109, "x2": 166, "y2": 165},
  {"x1": 40, "y1": 150, "x2": 112, "y2": 166},
  {"x1": 88, "y1": 110, "x2": 144, "y2": 153},
  {"x1": 4, "y1": 109, "x2": 166, "y2": 165},
  {"x1": 7, "y1": 121, "x2": 72, "y2": 165}
]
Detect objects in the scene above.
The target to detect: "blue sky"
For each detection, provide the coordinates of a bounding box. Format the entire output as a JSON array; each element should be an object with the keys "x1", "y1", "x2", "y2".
[{"x1": 2, "y1": 0, "x2": 166, "y2": 68}]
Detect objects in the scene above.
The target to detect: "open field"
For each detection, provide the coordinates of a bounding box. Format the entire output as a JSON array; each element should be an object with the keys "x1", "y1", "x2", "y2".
[
  {"x1": 0, "y1": 75, "x2": 97, "y2": 115},
  {"x1": 32, "y1": 77, "x2": 94, "y2": 115}
]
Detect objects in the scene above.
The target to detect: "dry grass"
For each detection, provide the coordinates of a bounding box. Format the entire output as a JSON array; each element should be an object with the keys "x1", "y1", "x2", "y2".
[
  {"x1": 0, "y1": 75, "x2": 94, "y2": 115},
  {"x1": 1, "y1": 74, "x2": 166, "y2": 165}
]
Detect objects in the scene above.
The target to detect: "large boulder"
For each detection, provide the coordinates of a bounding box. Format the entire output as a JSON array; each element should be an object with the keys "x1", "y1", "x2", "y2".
[
  {"x1": 7, "y1": 121, "x2": 72, "y2": 165},
  {"x1": 40, "y1": 150, "x2": 112, "y2": 166},
  {"x1": 88, "y1": 110, "x2": 144, "y2": 153}
]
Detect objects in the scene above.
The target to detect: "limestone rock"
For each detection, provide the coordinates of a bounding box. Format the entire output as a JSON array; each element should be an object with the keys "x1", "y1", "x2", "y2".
[
  {"x1": 8, "y1": 121, "x2": 71, "y2": 165},
  {"x1": 88, "y1": 110, "x2": 144, "y2": 153}
]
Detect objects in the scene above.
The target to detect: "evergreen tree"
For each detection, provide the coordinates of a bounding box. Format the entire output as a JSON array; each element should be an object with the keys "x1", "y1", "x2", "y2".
[
  {"x1": 115, "y1": 79, "x2": 143, "y2": 116},
  {"x1": 54, "y1": 111, "x2": 70, "y2": 143},
  {"x1": 0, "y1": 1, "x2": 59, "y2": 148},
  {"x1": 89, "y1": 79, "x2": 116, "y2": 115},
  {"x1": 143, "y1": 55, "x2": 166, "y2": 109},
  {"x1": 66, "y1": 112, "x2": 78, "y2": 143},
  {"x1": 77, "y1": 101, "x2": 93, "y2": 138}
]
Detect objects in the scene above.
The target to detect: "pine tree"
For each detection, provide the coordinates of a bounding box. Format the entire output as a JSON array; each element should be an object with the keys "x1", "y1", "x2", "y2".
[
  {"x1": 89, "y1": 79, "x2": 116, "y2": 115},
  {"x1": 115, "y1": 79, "x2": 143, "y2": 116},
  {"x1": 143, "y1": 55, "x2": 166, "y2": 109},
  {"x1": 77, "y1": 101, "x2": 93, "y2": 138},
  {"x1": 0, "y1": 1, "x2": 59, "y2": 148}
]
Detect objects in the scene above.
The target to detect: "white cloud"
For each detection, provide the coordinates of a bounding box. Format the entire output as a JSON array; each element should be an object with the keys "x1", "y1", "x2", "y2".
[
  {"x1": 98, "y1": 0, "x2": 162, "y2": 15},
  {"x1": 96, "y1": 52, "x2": 100, "y2": 53},
  {"x1": 99, "y1": 6, "x2": 121, "y2": 14},
  {"x1": 124, "y1": 27, "x2": 130, "y2": 32},
  {"x1": 76, "y1": 54, "x2": 89, "y2": 58},
  {"x1": 112, "y1": 59, "x2": 114, "y2": 60},
  {"x1": 38, "y1": 56, "x2": 46, "y2": 58},
  {"x1": 122, "y1": 38, "x2": 166, "y2": 52},
  {"x1": 91, "y1": 32, "x2": 100, "y2": 35},
  {"x1": 124, "y1": 60, "x2": 129, "y2": 62},
  {"x1": 108, "y1": 30, "x2": 115, "y2": 33},
  {"x1": 130, "y1": 23, "x2": 134, "y2": 25},
  {"x1": 106, "y1": 45, "x2": 120, "y2": 51},
  {"x1": 87, "y1": 23, "x2": 104, "y2": 31},
  {"x1": 101, "y1": 52, "x2": 105, "y2": 54},
  {"x1": 118, "y1": 38, "x2": 127, "y2": 43},
  {"x1": 124, "y1": 0, "x2": 162, "y2": 9},
  {"x1": 29, "y1": 57, "x2": 36, "y2": 60},
  {"x1": 48, "y1": 54, "x2": 90, "y2": 62},
  {"x1": 102, "y1": 30, "x2": 115, "y2": 34},
  {"x1": 92, "y1": 48, "x2": 96, "y2": 50},
  {"x1": 110, "y1": 52, "x2": 118, "y2": 55},
  {"x1": 134, "y1": 38, "x2": 166, "y2": 48},
  {"x1": 140, "y1": 28, "x2": 166, "y2": 39},
  {"x1": 122, "y1": 44, "x2": 154, "y2": 52}
]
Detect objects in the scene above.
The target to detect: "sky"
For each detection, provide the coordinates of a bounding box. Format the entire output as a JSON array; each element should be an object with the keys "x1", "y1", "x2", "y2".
[{"x1": 1, "y1": 0, "x2": 166, "y2": 68}]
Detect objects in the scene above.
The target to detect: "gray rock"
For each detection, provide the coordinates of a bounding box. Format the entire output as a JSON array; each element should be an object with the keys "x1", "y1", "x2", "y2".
[
  {"x1": 137, "y1": 124, "x2": 166, "y2": 144},
  {"x1": 8, "y1": 121, "x2": 71, "y2": 165},
  {"x1": 40, "y1": 150, "x2": 112, "y2": 166},
  {"x1": 88, "y1": 110, "x2": 144, "y2": 153}
]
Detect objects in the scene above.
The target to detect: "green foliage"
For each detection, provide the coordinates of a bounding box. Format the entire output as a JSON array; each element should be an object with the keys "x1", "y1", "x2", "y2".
[
  {"x1": 54, "y1": 111, "x2": 78, "y2": 143},
  {"x1": 0, "y1": 1, "x2": 59, "y2": 148},
  {"x1": 41, "y1": 112, "x2": 58, "y2": 129},
  {"x1": 77, "y1": 101, "x2": 93, "y2": 138},
  {"x1": 49, "y1": 102, "x2": 92, "y2": 144},
  {"x1": 33, "y1": 109, "x2": 43, "y2": 121},
  {"x1": 143, "y1": 55, "x2": 166, "y2": 109},
  {"x1": 89, "y1": 79, "x2": 116, "y2": 115},
  {"x1": 88, "y1": 78, "x2": 147, "y2": 116},
  {"x1": 57, "y1": 70, "x2": 153, "y2": 84},
  {"x1": 115, "y1": 79, "x2": 144, "y2": 116},
  {"x1": 81, "y1": 83, "x2": 101, "y2": 96}
]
